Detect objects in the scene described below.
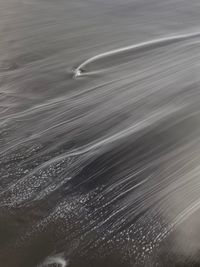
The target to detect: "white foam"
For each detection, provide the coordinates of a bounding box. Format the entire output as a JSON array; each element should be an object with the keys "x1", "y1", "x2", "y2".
[{"x1": 37, "y1": 254, "x2": 69, "y2": 267}]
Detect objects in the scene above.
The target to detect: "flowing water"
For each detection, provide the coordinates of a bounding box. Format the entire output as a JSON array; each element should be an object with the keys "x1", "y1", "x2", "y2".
[{"x1": 1, "y1": 0, "x2": 200, "y2": 266}]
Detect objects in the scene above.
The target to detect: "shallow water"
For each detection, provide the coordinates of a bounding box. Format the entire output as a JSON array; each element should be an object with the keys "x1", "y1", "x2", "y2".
[{"x1": 1, "y1": 0, "x2": 200, "y2": 266}]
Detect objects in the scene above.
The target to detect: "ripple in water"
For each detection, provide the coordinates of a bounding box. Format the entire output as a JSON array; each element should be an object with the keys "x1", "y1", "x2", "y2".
[{"x1": 1, "y1": 0, "x2": 200, "y2": 266}]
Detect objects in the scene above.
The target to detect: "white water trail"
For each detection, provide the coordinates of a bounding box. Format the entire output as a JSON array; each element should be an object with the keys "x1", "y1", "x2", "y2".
[{"x1": 73, "y1": 31, "x2": 200, "y2": 78}]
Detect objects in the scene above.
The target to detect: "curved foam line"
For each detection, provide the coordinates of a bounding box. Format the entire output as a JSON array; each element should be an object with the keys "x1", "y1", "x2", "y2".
[
  {"x1": 73, "y1": 31, "x2": 200, "y2": 78},
  {"x1": 37, "y1": 255, "x2": 68, "y2": 267}
]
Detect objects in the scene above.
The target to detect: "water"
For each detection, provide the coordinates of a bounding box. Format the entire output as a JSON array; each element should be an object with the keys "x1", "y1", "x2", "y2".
[{"x1": 1, "y1": 0, "x2": 200, "y2": 266}]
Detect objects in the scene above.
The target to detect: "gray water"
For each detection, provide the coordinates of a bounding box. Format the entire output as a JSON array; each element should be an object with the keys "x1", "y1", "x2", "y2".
[{"x1": 1, "y1": 0, "x2": 200, "y2": 266}]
